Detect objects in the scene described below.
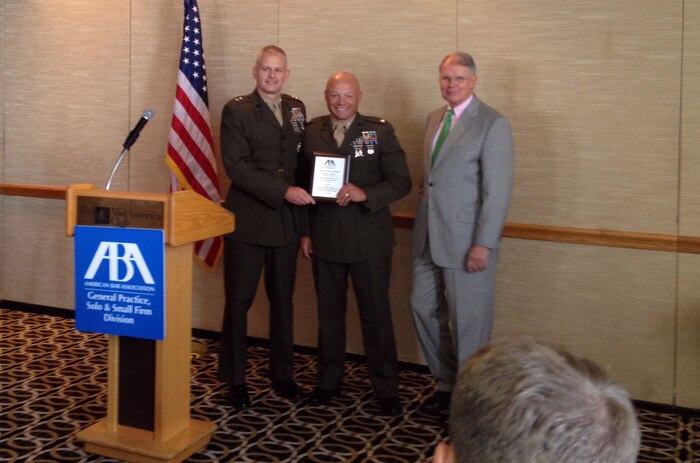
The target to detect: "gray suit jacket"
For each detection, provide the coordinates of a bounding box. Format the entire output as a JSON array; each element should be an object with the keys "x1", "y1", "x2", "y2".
[{"x1": 412, "y1": 95, "x2": 513, "y2": 268}]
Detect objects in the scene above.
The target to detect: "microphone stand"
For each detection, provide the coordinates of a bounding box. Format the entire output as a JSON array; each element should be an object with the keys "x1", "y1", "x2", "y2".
[
  {"x1": 105, "y1": 147, "x2": 130, "y2": 191},
  {"x1": 105, "y1": 108, "x2": 153, "y2": 191}
]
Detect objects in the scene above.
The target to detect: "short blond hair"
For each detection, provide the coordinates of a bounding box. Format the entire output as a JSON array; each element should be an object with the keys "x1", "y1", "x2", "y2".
[{"x1": 255, "y1": 45, "x2": 287, "y2": 66}]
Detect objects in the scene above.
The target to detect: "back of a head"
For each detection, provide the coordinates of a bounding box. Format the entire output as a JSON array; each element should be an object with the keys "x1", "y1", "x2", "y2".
[{"x1": 449, "y1": 339, "x2": 640, "y2": 463}]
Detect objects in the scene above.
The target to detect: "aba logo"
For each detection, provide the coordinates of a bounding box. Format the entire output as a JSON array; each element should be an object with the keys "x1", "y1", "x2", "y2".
[
  {"x1": 324, "y1": 159, "x2": 336, "y2": 167},
  {"x1": 84, "y1": 242, "x2": 155, "y2": 284}
]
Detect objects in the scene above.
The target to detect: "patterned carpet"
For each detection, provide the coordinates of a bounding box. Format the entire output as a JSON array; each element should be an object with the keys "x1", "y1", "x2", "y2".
[{"x1": 1, "y1": 307, "x2": 699, "y2": 462}]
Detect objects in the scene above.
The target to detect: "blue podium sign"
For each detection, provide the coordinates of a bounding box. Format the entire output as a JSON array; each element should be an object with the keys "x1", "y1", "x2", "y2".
[{"x1": 74, "y1": 226, "x2": 165, "y2": 340}]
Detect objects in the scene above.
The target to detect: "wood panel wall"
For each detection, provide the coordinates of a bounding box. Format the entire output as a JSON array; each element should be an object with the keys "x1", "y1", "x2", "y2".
[{"x1": 1, "y1": 0, "x2": 698, "y2": 407}]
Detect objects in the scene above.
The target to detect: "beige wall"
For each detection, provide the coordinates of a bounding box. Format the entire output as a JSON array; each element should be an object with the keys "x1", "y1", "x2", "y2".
[
  {"x1": 678, "y1": 1, "x2": 700, "y2": 408},
  {"x1": 1, "y1": 0, "x2": 698, "y2": 407}
]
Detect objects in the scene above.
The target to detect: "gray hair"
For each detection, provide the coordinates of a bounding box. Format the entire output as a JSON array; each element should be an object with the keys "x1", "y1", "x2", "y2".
[
  {"x1": 449, "y1": 339, "x2": 640, "y2": 463},
  {"x1": 440, "y1": 51, "x2": 476, "y2": 74}
]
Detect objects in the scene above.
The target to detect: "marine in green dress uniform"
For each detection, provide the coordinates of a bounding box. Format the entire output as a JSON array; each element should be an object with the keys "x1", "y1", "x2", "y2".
[
  {"x1": 300, "y1": 72, "x2": 411, "y2": 416},
  {"x1": 218, "y1": 45, "x2": 314, "y2": 410}
]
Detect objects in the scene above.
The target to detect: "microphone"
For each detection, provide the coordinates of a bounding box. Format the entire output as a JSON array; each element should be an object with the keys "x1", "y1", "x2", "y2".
[
  {"x1": 122, "y1": 109, "x2": 154, "y2": 150},
  {"x1": 105, "y1": 109, "x2": 154, "y2": 190}
]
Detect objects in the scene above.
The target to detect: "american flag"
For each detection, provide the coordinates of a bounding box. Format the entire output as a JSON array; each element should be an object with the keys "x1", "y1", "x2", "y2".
[{"x1": 166, "y1": 0, "x2": 222, "y2": 269}]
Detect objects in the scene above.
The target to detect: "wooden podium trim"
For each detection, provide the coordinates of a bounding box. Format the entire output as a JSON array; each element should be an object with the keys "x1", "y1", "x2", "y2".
[
  {"x1": 65, "y1": 185, "x2": 234, "y2": 246},
  {"x1": 78, "y1": 419, "x2": 215, "y2": 463},
  {"x1": 168, "y1": 190, "x2": 235, "y2": 246}
]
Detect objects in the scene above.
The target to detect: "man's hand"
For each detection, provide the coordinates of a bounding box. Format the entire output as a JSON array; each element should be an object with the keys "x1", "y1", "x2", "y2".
[
  {"x1": 300, "y1": 236, "x2": 313, "y2": 260},
  {"x1": 336, "y1": 183, "x2": 367, "y2": 207},
  {"x1": 466, "y1": 245, "x2": 490, "y2": 272},
  {"x1": 285, "y1": 186, "x2": 315, "y2": 205}
]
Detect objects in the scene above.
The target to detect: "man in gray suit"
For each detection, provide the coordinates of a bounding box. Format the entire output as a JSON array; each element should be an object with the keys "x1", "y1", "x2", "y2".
[{"x1": 411, "y1": 51, "x2": 514, "y2": 414}]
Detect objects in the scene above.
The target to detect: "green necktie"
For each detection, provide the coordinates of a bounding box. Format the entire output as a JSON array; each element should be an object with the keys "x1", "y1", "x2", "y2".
[{"x1": 431, "y1": 108, "x2": 454, "y2": 166}]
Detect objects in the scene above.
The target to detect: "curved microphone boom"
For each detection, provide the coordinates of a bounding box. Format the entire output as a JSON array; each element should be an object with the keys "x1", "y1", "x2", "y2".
[{"x1": 105, "y1": 109, "x2": 154, "y2": 191}]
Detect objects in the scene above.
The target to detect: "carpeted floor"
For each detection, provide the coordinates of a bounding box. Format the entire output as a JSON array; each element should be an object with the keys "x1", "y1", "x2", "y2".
[{"x1": 1, "y1": 307, "x2": 699, "y2": 462}]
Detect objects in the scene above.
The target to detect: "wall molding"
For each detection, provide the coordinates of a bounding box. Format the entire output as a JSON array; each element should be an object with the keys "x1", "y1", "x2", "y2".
[
  {"x1": 0, "y1": 183, "x2": 66, "y2": 200},
  {"x1": 3, "y1": 184, "x2": 699, "y2": 254},
  {"x1": 392, "y1": 215, "x2": 700, "y2": 254}
]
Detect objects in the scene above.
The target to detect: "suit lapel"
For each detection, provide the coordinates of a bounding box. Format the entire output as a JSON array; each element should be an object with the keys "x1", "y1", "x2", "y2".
[
  {"x1": 341, "y1": 113, "x2": 365, "y2": 155},
  {"x1": 280, "y1": 99, "x2": 289, "y2": 130},
  {"x1": 432, "y1": 97, "x2": 480, "y2": 169},
  {"x1": 424, "y1": 108, "x2": 444, "y2": 172},
  {"x1": 317, "y1": 115, "x2": 337, "y2": 151}
]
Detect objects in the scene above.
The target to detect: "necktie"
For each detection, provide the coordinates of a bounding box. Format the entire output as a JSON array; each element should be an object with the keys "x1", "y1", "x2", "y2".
[
  {"x1": 431, "y1": 108, "x2": 454, "y2": 166},
  {"x1": 334, "y1": 124, "x2": 347, "y2": 147},
  {"x1": 271, "y1": 102, "x2": 283, "y2": 126}
]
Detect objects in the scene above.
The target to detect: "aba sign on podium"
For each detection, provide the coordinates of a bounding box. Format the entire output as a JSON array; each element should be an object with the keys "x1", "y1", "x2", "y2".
[{"x1": 74, "y1": 226, "x2": 165, "y2": 340}]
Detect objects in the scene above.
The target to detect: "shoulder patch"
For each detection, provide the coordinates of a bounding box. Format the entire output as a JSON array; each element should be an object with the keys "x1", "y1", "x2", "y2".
[
  {"x1": 364, "y1": 115, "x2": 389, "y2": 125},
  {"x1": 230, "y1": 94, "x2": 253, "y2": 105}
]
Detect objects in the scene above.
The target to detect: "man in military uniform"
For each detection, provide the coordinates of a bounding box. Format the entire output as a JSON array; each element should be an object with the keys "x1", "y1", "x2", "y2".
[
  {"x1": 300, "y1": 72, "x2": 411, "y2": 416},
  {"x1": 218, "y1": 45, "x2": 314, "y2": 410}
]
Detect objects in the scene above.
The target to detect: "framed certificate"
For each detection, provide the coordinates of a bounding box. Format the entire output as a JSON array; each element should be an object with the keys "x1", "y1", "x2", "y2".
[{"x1": 310, "y1": 152, "x2": 351, "y2": 201}]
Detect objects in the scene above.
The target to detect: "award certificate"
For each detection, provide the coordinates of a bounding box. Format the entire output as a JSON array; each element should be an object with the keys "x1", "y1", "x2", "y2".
[{"x1": 310, "y1": 152, "x2": 351, "y2": 201}]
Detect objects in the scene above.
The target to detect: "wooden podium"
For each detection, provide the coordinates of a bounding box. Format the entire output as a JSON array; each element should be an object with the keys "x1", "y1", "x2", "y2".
[{"x1": 66, "y1": 184, "x2": 234, "y2": 463}]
